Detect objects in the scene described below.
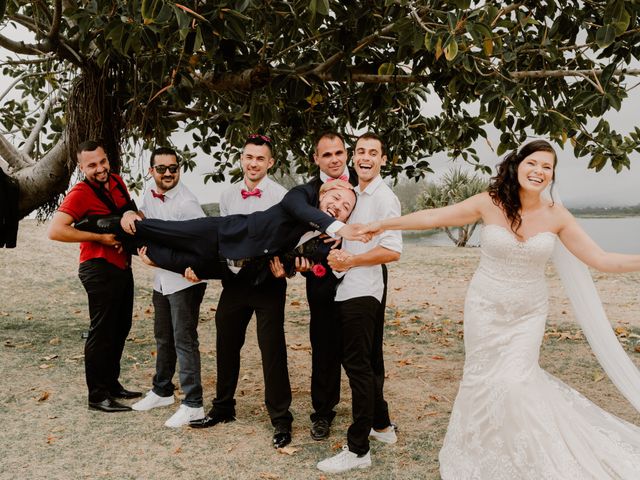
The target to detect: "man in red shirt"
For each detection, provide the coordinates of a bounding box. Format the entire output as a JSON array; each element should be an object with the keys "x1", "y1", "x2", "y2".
[{"x1": 48, "y1": 140, "x2": 141, "y2": 412}]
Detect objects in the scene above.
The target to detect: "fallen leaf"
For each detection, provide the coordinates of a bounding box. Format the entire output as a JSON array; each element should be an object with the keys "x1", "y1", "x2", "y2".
[
  {"x1": 431, "y1": 355, "x2": 445, "y2": 360},
  {"x1": 277, "y1": 446, "x2": 299, "y2": 455},
  {"x1": 593, "y1": 372, "x2": 605, "y2": 383},
  {"x1": 258, "y1": 473, "x2": 279, "y2": 480},
  {"x1": 49, "y1": 337, "x2": 61, "y2": 346},
  {"x1": 38, "y1": 391, "x2": 50, "y2": 402},
  {"x1": 173, "y1": 447, "x2": 182, "y2": 454},
  {"x1": 290, "y1": 301, "x2": 301, "y2": 307},
  {"x1": 41, "y1": 354, "x2": 59, "y2": 361},
  {"x1": 46, "y1": 434, "x2": 56, "y2": 444},
  {"x1": 39, "y1": 364, "x2": 53, "y2": 369},
  {"x1": 289, "y1": 344, "x2": 310, "y2": 351}
]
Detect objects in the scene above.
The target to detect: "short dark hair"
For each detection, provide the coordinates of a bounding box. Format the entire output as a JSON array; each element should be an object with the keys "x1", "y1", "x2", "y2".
[
  {"x1": 76, "y1": 140, "x2": 103, "y2": 156},
  {"x1": 150, "y1": 147, "x2": 179, "y2": 166},
  {"x1": 314, "y1": 130, "x2": 345, "y2": 153},
  {"x1": 244, "y1": 134, "x2": 273, "y2": 155},
  {"x1": 356, "y1": 132, "x2": 386, "y2": 157}
]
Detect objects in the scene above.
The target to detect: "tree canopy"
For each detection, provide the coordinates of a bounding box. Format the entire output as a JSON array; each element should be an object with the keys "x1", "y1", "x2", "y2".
[{"x1": 1, "y1": 0, "x2": 640, "y2": 218}]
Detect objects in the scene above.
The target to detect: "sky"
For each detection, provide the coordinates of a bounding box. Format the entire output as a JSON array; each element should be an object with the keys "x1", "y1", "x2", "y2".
[{"x1": 1, "y1": 22, "x2": 639, "y2": 208}]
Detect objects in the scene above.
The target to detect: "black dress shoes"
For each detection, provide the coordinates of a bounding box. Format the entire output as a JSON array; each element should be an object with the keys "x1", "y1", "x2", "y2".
[
  {"x1": 189, "y1": 413, "x2": 236, "y2": 429},
  {"x1": 110, "y1": 388, "x2": 142, "y2": 399},
  {"x1": 273, "y1": 426, "x2": 292, "y2": 449},
  {"x1": 310, "y1": 418, "x2": 331, "y2": 440},
  {"x1": 88, "y1": 398, "x2": 132, "y2": 413},
  {"x1": 74, "y1": 214, "x2": 123, "y2": 234}
]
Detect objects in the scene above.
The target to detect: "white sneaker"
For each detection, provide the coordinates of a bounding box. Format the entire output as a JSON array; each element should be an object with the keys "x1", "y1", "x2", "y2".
[
  {"x1": 164, "y1": 405, "x2": 205, "y2": 428},
  {"x1": 131, "y1": 390, "x2": 174, "y2": 411},
  {"x1": 369, "y1": 424, "x2": 397, "y2": 444},
  {"x1": 317, "y1": 446, "x2": 371, "y2": 473}
]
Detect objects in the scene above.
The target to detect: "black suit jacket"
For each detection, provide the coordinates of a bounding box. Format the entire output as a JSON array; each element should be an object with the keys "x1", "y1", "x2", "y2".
[{"x1": 217, "y1": 183, "x2": 337, "y2": 260}]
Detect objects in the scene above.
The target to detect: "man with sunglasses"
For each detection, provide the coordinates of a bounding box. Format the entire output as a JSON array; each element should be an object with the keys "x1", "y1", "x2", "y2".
[{"x1": 128, "y1": 147, "x2": 208, "y2": 428}]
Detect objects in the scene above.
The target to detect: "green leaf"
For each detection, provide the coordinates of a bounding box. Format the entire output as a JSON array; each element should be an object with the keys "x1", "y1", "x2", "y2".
[
  {"x1": 444, "y1": 39, "x2": 458, "y2": 61},
  {"x1": 588, "y1": 153, "x2": 607, "y2": 171},
  {"x1": 378, "y1": 63, "x2": 395, "y2": 76},
  {"x1": 595, "y1": 24, "x2": 616, "y2": 48}
]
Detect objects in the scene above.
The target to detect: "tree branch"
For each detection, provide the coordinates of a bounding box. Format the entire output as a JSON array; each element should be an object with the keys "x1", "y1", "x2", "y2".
[
  {"x1": 48, "y1": 0, "x2": 63, "y2": 40},
  {"x1": 491, "y1": 3, "x2": 525, "y2": 27},
  {"x1": 0, "y1": 135, "x2": 34, "y2": 169},
  {"x1": 22, "y1": 93, "x2": 59, "y2": 156},
  {"x1": 0, "y1": 33, "x2": 48, "y2": 56}
]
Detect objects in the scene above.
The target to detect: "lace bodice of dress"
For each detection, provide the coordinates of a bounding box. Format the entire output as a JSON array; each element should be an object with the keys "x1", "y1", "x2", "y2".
[{"x1": 477, "y1": 224, "x2": 557, "y2": 282}]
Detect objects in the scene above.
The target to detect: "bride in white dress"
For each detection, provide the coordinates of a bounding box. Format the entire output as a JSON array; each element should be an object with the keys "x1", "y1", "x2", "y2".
[{"x1": 361, "y1": 140, "x2": 640, "y2": 478}]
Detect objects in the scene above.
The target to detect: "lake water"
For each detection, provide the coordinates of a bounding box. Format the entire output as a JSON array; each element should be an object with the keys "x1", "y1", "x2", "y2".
[{"x1": 408, "y1": 216, "x2": 640, "y2": 254}]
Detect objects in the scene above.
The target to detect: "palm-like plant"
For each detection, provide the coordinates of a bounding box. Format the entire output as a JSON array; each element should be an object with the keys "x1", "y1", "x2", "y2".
[{"x1": 416, "y1": 168, "x2": 489, "y2": 247}]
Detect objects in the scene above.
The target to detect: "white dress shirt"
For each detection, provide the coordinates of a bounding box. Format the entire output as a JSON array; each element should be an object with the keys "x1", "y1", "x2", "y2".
[
  {"x1": 219, "y1": 176, "x2": 287, "y2": 216},
  {"x1": 141, "y1": 182, "x2": 206, "y2": 295},
  {"x1": 335, "y1": 175, "x2": 402, "y2": 303},
  {"x1": 220, "y1": 176, "x2": 287, "y2": 273}
]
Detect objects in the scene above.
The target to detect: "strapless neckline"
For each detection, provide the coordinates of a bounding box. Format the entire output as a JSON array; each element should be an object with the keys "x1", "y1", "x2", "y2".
[{"x1": 483, "y1": 223, "x2": 557, "y2": 245}]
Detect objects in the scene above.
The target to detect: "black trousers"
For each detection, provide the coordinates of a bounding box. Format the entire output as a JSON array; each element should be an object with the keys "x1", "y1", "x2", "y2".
[
  {"x1": 78, "y1": 259, "x2": 134, "y2": 403},
  {"x1": 309, "y1": 265, "x2": 388, "y2": 425},
  {"x1": 132, "y1": 217, "x2": 228, "y2": 279},
  {"x1": 307, "y1": 273, "x2": 342, "y2": 423},
  {"x1": 337, "y1": 294, "x2": 391, "y2": 455},
  {"x1": 211, "y1": 273, "x2": 293, "y2": 428}
]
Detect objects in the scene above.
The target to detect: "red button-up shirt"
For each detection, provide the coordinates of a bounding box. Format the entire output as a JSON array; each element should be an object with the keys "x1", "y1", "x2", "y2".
[{"x1": 58, "y1": 174, "x2": 131, "y2": 270}]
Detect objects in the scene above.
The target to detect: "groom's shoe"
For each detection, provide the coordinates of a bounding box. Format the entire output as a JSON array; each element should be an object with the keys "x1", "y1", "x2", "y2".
[{"x1": 74, "y1": 214, "x2": 123, "y2": 234}]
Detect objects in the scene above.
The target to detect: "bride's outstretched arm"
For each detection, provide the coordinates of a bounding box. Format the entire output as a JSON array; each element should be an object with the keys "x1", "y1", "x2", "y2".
[
  {"x1": 558, "y1": 207, "x2": 640, "y2": 273},
  {"x1": 361, "y1": 192, "x2": 487, "y2": 235}
]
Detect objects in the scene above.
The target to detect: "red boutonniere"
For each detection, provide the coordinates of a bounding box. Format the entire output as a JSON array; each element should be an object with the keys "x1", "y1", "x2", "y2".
[{"x1": 311, "y1": 264, "x2": 326, "y2": 278}]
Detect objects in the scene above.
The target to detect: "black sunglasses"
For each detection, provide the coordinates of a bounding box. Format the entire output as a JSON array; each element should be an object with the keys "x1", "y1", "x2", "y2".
[{"x1": 153, "y1": 164, "x2": 180, "y2": 174}]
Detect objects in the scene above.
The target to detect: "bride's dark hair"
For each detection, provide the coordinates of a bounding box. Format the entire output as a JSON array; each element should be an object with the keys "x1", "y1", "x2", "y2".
[{"x1": 488, "y1": 139, "x2": 557, "y2": 235}]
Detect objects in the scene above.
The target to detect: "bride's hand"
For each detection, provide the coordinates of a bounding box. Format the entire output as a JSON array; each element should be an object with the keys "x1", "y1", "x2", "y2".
[{"x1": 358, "y1": 221, "x2": 384, "y2": 237}]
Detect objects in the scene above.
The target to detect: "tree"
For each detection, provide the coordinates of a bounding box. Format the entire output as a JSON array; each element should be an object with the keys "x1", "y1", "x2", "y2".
[
  {"x1": 1, "y1": 1, "x2": 640, "y2": 219},
  {"x1": 416, "y1": 167, "x2": 488, "y2": 246}
]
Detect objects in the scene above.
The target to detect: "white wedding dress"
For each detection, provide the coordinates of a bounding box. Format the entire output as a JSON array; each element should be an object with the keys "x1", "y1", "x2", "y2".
[{"x1": 439, "y1": 224, "x2": 640, "y2": 479}]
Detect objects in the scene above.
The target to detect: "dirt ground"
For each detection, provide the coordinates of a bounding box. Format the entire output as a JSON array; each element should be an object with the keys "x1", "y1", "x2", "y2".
[{"x1": 1, "y1": 220, "x2": 639, "y2": 480}]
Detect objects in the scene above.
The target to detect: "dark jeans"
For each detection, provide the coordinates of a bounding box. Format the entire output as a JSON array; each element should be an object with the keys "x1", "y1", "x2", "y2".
[
  {"x1": 152, "y1": 283, "x2": 207, "y2": 407},
  {"x1": 212, "y1": 273, "x2": 293, "y2": 428},
  {"x1": 307, "y1": 274, "x2": 342, "y2": 423},
  {"x1": 78, "y1": 258, "x2": 134, "y2": 403},
  {"x1": 337, "y1": 295, "x2": 391, "y2": 455}
]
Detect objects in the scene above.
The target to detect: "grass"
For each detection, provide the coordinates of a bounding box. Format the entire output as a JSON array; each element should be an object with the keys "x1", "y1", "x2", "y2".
[{"x1": 1, "y1": 220, "x2": 640, "y2": 479}]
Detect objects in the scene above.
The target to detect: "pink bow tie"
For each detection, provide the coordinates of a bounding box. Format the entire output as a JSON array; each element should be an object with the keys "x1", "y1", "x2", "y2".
[
  {"x1": 151, "y1": 189, "x2": 165, "y2": 202},
  {"x1": 326, "y1": 174, "x2": 348, "y2": 183},
  {"x1": 241, "y1": 188, "x2": 262, "y2": 199}
]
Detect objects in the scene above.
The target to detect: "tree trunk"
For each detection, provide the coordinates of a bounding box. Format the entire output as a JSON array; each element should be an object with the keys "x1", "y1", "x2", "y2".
[{"x1": 12, "y1": 137, "x2": 72, "y2": 218}]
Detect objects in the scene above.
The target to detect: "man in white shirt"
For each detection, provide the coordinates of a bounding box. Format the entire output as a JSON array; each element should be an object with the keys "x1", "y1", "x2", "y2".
[
  {"x1": 317, "y1": 133, "x2": 402, "y2": 474},
  {"x1": 130, "y1": 147, "x2": 208, "y2": 428},
  {"x1": 189, "y1": 135, "x2": 295, "y2": 449}
]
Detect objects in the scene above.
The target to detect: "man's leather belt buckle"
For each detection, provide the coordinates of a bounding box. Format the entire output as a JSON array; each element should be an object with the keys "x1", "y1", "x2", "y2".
[{"x1": 229, "y1": 258, "x2": 250, "y2": 268}]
